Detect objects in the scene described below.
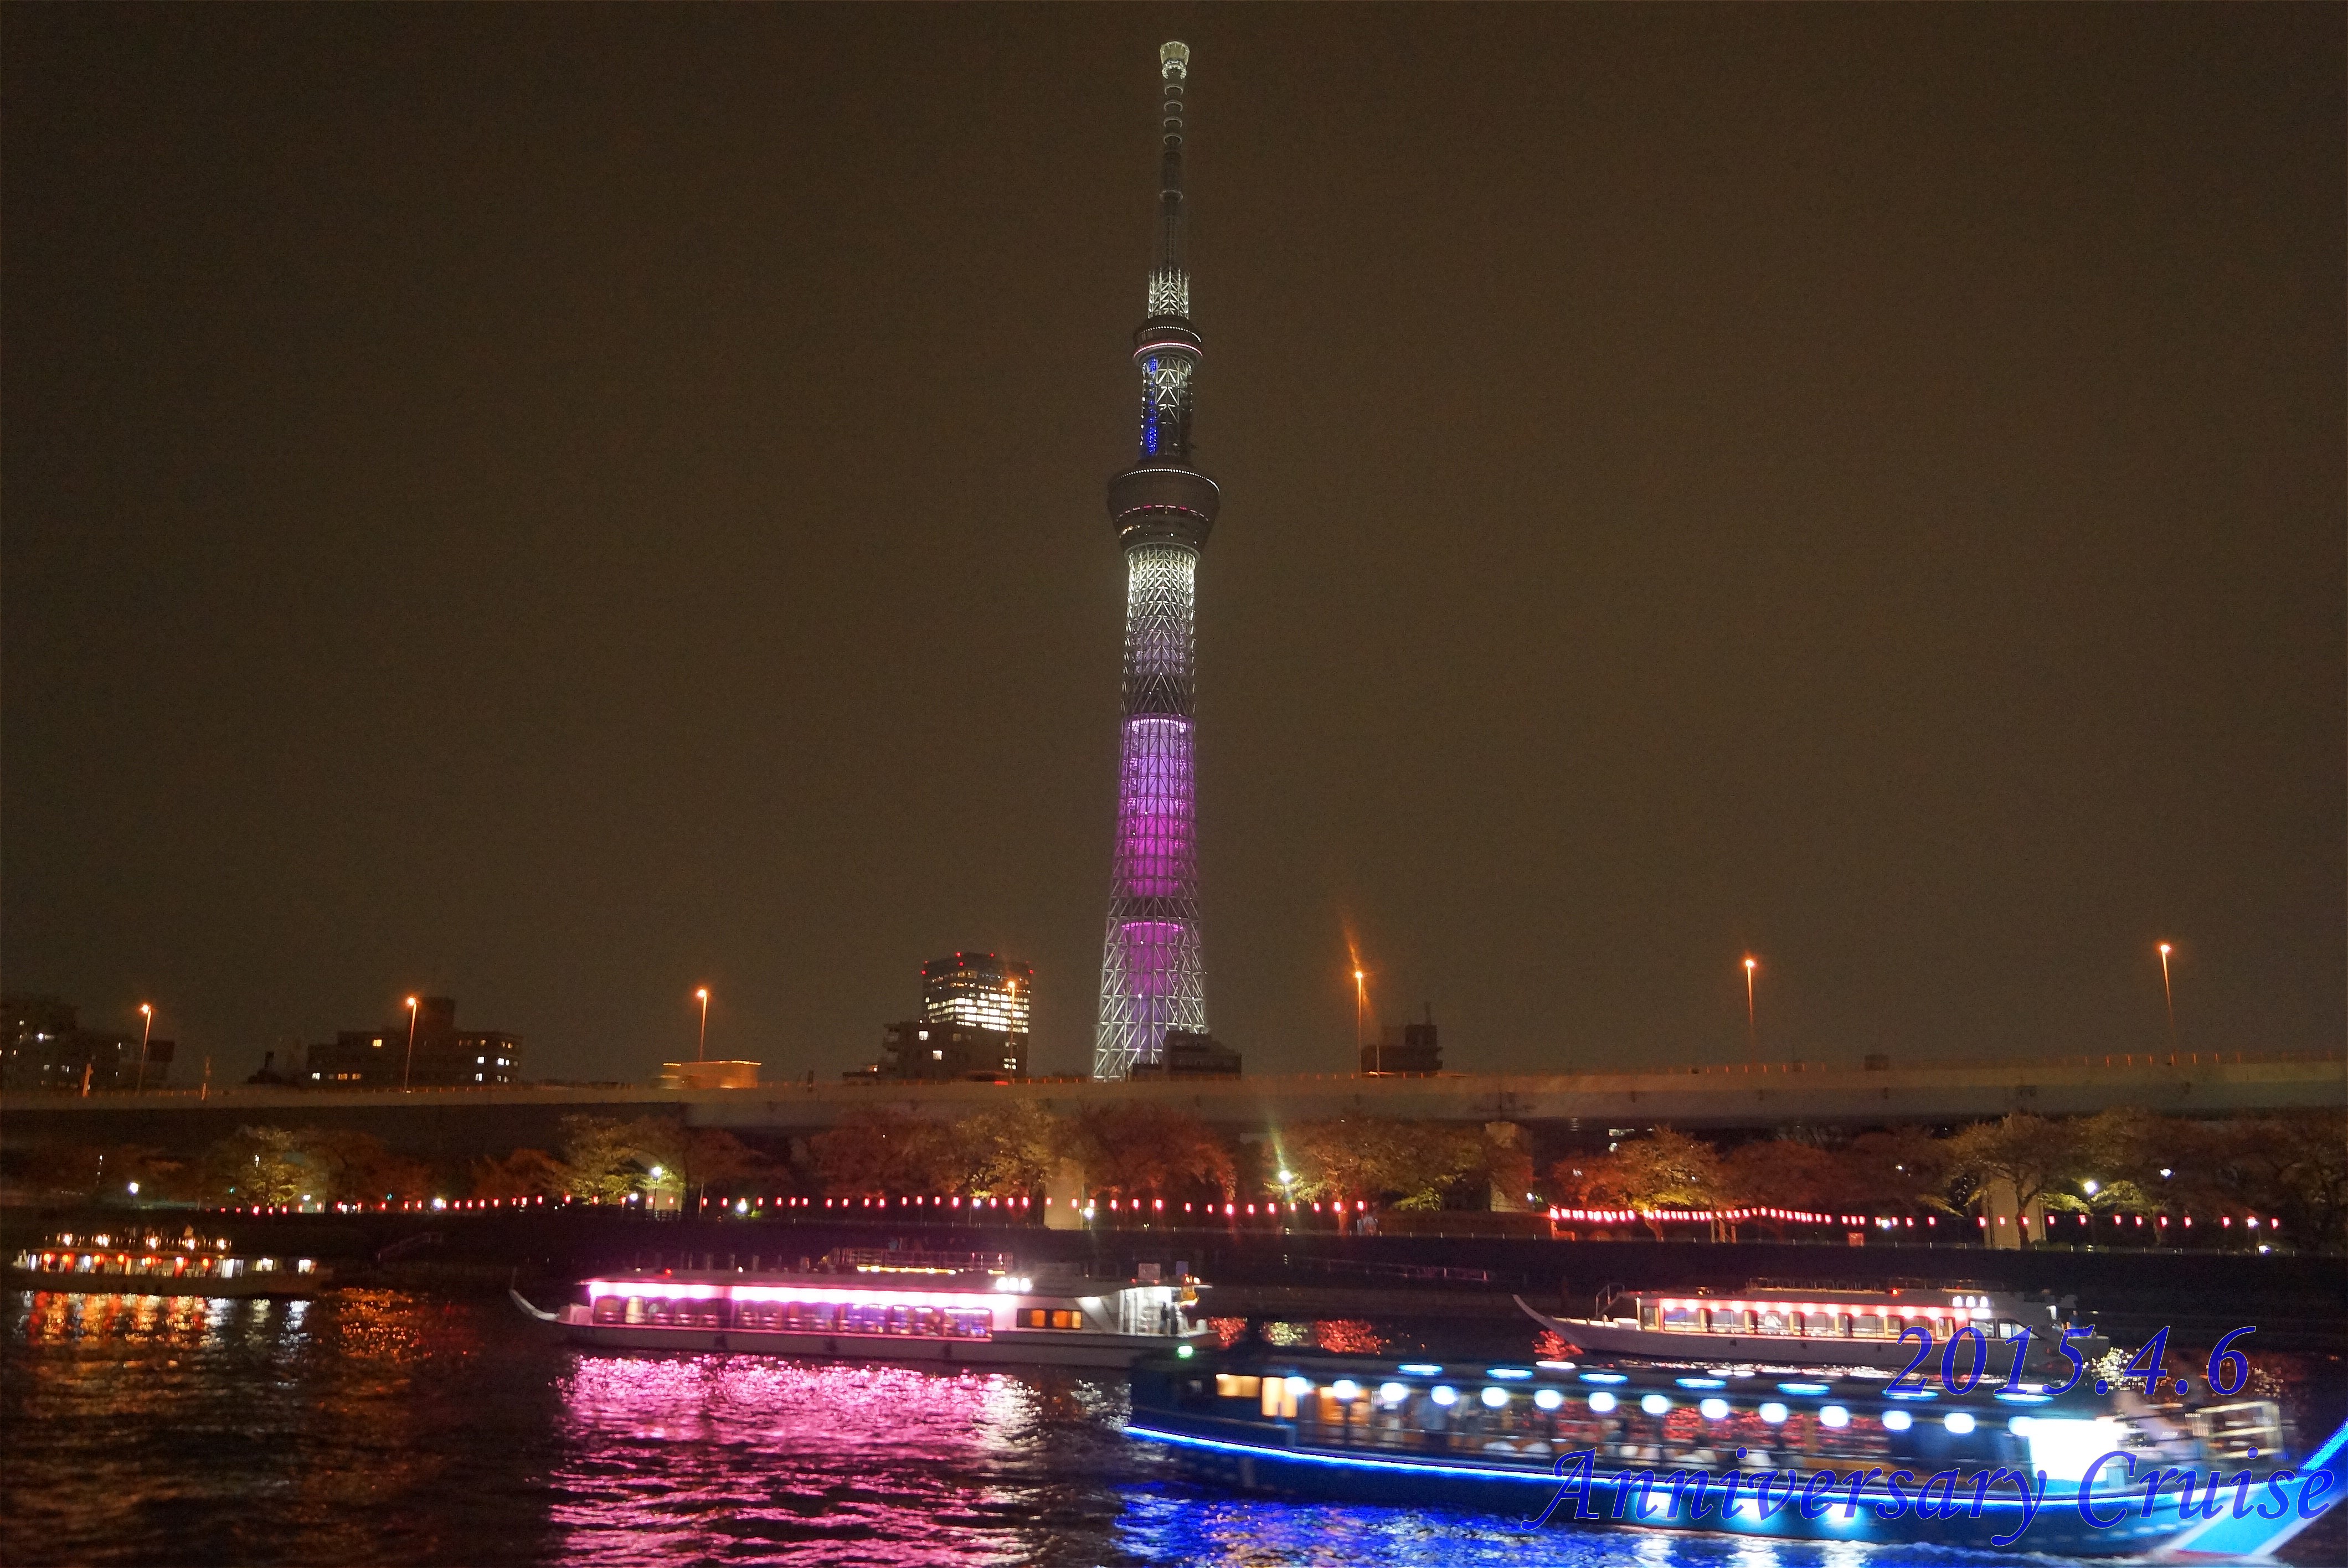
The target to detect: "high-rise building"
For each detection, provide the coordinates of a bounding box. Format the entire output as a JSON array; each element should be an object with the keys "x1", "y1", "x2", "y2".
[
  {"x1": 1095, "y1": 42, "x2": 1221, "y2": 1080},
  {"x1": 921, "y1": 952, "x2": 1033, "y2": 1035},
  {"x1": 862, "y1": 953, "x2": 1034, "y2": 1082}
]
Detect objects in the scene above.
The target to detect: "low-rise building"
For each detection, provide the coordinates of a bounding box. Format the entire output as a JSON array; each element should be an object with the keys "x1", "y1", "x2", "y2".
[
  {"x1": 1129, "y1": 1029, "x2": 1241, "y2": 1079},
  {"x1": 1, "y1": 994, "x2": 172, "y2": 1091},
  {"x1": 302, "y1": 997, "x2": 522, "y2": 1089}
]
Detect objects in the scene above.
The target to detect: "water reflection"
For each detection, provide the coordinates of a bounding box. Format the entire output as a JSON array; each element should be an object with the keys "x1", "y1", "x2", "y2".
[
  {"x1": 8, "y1": 1294, "x2": 2344, "y2": 1568},
  {"x1": 550, "y1": 1356, "x2": 1134, "y2": 1565}
]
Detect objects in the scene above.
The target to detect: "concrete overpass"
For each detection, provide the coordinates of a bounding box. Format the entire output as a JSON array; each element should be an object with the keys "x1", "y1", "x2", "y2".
[{"x1": 3, "y1": 1049, "x2": 2337, "y2": 1162}]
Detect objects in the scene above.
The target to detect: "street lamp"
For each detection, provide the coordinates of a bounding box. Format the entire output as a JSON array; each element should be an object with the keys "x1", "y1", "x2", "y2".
[
  {"x1": 135, "y1": 1003, "x2": 154, "y2": 1093},
  {"x1": 694, "y1": 987, "x2": 710, "y2": 1062},
  {"x1": 401, "y1": 996, "x2": 420, "y2": 1090},
  {"x1": 2156, "y1": 943, "x2": 2176, "y2": 1048},
  {"x1": 1743, "y1": 957, "x2": 1759, "y2": 1064},
  {"x1": 1353, "y1": 968, "x2": 1368, "y2": 1073}
]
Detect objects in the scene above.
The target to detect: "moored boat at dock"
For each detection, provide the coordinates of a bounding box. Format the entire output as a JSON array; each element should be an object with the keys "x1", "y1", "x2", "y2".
[{"x1": 514, "y1": 1247, "x2": 1206, "y2": 1368}]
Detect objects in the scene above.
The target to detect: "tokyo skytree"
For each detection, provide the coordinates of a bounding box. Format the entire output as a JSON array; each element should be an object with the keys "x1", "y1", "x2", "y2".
[{"x1": 1093, "y1": 40, "x2": 1221, "y2": 1080}]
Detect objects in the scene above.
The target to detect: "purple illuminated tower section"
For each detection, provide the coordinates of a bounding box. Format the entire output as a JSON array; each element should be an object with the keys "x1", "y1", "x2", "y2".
[{"x1": 1094, "y1": 40, "x2": 1221, "y2": 1080}]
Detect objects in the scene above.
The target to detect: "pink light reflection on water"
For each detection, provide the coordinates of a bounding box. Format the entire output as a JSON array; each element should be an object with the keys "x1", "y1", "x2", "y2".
[{"x1": 550, "y1": 1355, "x2": 1112, "y2": 1566}]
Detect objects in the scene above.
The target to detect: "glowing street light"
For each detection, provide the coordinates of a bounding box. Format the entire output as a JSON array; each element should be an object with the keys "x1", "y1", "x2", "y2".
[
  {"x1": 1354, "y1": 968, "x2": 1368, "y2": 1072},
  {"x1": 694, "y1": 987, "x2": 710, "y2": 1062},
  {"x1": 2156, "y1": 943, "x2": 2177, "y2": 1047},
  {"x1": 135, "y1": 1003, "x2": 155, "y2": 1094},
  {"x1": 401, "y1": 996, "x2": 420, "y2": 1090},
  {"x1": 1743, "y1": 957, "x2": 1759, "y2": 1064}
]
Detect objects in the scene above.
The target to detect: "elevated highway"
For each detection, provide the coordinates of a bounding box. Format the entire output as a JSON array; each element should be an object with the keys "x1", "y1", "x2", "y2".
[{"x1": 3, "y1": 1049, "x2": 2337, "y2": 1162}]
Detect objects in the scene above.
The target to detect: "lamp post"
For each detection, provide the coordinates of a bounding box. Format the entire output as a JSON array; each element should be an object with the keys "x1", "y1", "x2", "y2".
[
  {"x1": 401, "y1": 996, "x2": 420, "y2": 1090},
  {"x1": 694, "y1": 987, "x2": 710, "y2": 1062},
  {"x1": 1743, "y1": 957, "x2": 1759, "y2": 1064},
  {"x1": 135, "y1": 1003, "x2": 154, "y2": 1093},
  {"x1": 1353, "y1": 969, "x2": 1368, "y2": 1074},
  {"x1": 2156, "y1": 943, "x2": 2176, "y2": 1048}
]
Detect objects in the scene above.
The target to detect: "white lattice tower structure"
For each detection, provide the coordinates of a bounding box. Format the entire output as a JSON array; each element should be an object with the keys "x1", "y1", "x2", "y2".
[{"x1": 1094, "y1": 42, "x2": 1222, "y2": 1080}]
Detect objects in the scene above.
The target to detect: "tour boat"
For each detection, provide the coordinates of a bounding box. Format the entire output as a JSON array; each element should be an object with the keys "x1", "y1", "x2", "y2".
[
  {"x1": 1518, "y1": 1284, "x2": 2107, "y2": 1377},
  {"x1": 7, "y1": 1230, "x2": 327, "y2": 1298},
  {"x1": 512, "y1": 1248, "x2": 1206, "y2": 1368},
  {"x1": 1125, "y1": 1345, "x2": 2343, "y2": 1558}
]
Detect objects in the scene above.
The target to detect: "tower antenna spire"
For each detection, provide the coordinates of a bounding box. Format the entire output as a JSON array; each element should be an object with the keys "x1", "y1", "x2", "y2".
[{"x1": 1150, "y1": 41, "x2": 1191, "y2": 319}]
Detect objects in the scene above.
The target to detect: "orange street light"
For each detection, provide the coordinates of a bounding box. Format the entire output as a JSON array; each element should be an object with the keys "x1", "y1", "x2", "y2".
[
  {"x1": 402, "y1": 996, "x2": 420, "y2": 1090},
  {"x1": 1353, "y1": 968, "x2": 1368, "y2": 1072},
  {"x1": 694, "y1": 987, "x2": 710, "y2": 1062},
  {"x1": 2156, "y1": 943, "x2": 2176, "y2": 1047},
  {"x1": 135, "y1": 1003, "x2": 155, "y2": 1094},
  {"x1": 1743, "y1": 957, "x2": 1759, "y2": 1064}
]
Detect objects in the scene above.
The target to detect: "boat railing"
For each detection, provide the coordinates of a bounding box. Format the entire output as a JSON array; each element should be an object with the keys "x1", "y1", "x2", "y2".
[
  {"x1": 823, "y1": 1247, "x2": 1015, "y2": 1275},
  {"x1": 1278, "y1": 1254, "x2": 1494, "y2": 1286}
]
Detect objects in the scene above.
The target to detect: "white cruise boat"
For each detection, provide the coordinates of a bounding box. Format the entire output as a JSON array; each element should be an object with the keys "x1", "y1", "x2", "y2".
[
  {"x1": 1519, "y1": 1284, "x2": 2108, "y2": 1376},
  {"x1": 512, "y1": 1248, "x2": 1206, "y2": 1369}
]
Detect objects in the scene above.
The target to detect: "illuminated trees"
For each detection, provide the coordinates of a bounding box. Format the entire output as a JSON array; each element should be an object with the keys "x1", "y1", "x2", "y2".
[
  {"x1": 1549, "y1": 1128, "x2": 1723, "y2": 1239},
  {"x1": 1717, "y1": 1138, "x2": 1847, "y2": 1239},
  {"x1": 470, "y1": 1147, "x2": 569, "y2": 1199},
  {"x1": 1280, "y1": 1118, "x2": 1488, "y2": 1211},
  {"x1": 1074, "y1": 1105, "x2": 1234, "y2": 1204},
  {"x1": 557, "y1": 1115, "x2": 689, "y2": 1203},
  {"x1": 806, "y1": 1107, "x2": 964, "y2": 1198},
  {"x1": 199, "y1": 1126, "x2": 313, "y2": 1205},
  {"x1": 952, "y1": 1102, "x2": 1071, "y2": 1199},
  {"x1": 1943, "y1": 1113, "x2": 2087, "y2": 1231}
]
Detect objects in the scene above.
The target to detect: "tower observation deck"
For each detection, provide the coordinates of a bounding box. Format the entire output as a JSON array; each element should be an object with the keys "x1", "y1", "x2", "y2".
[{"x1": 1094, "y1": 41, "x2": 1221, "y2": 1080}]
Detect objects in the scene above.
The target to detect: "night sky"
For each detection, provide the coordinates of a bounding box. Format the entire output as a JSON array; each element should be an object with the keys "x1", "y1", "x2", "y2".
[{"x1": 4, "y1": 7, "x2": 2340, "y2": 1085}]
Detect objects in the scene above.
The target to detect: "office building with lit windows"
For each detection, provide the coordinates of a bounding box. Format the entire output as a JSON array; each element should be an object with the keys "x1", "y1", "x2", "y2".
[
  {"x1": 877, "y1": 1018, "x2": 1029, "y2": 1082},
  {"x1": 857, "y1": 955, "x2": 1034, "y2": 1081},
  {"x1": 302, "y1": 996, "x2": 523, "y2": 1089},
  {"x1": 921, "y1": 952, "x2": 1034, "y2": 1035}
]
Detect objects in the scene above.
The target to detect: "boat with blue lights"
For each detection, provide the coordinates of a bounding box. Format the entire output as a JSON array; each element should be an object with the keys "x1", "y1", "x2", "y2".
[
  {"x1": 1126, "y1": 1345, "x2": 2344, "y2": 1557},
  {"x1": 514, "y1": 1248, "x2": 1204, "y2": 1368}
]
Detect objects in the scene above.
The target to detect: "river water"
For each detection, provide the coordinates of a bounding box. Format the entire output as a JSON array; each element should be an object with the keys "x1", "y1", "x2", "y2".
[{"x1": 5, "y1": 1288, "x2": 2343, "y2": 1567}]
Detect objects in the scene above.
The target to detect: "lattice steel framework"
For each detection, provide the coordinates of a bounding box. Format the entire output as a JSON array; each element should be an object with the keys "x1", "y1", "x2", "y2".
[{"x1": 1095, "y1": 43, "x2": 1222, "y2": 1080}]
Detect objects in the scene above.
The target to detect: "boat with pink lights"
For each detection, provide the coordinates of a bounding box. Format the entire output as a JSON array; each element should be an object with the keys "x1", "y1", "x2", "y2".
[
  {"x1": 1518, "y1": 1285, "x2": 2106, "y2": 1378},
  {"x1": 513, "y1": 1248, "x2": 1205, "y2": 1368}
]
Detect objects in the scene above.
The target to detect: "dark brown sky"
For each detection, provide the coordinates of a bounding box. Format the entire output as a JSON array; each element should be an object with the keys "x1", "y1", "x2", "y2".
[{"x1": 5, "y1": 6, "x2": 2340, "y2": 1084}]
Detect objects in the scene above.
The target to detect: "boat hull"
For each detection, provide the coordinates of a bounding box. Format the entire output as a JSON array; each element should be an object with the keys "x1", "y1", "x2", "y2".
[{"x1": 555, "y1": 1317, "x2": 1169, "y2": 1369}]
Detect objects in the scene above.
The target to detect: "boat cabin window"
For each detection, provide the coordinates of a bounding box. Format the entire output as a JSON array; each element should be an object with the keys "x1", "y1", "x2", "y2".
[
  {"x1": 1016, "y1": 1308, "x2": 1085, "y2": 1330},
  {"x1": 1660, "y1": 1306, "x2": 1701, "y2": 1331},
  {"x1": 1803, "y1": 1312, "x2": 1840, "y2": 1337},
  {"x1": 1215, "y1": 1374, "x2": 1260, "y2": 1400},
  {"x1": 1707, "y1": 1308, "x2": 1752, "y2": 1332},
  {"x1": 1755, "y1": 1307, "x2": 1793, "y2": 1334},
  {"x1": 1851, "y1": 1312, "x2": 1886, "y2": 1337}
]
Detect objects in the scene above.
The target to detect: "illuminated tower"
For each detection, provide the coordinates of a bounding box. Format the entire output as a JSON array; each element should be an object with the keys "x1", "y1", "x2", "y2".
[{"x1": 1094, "y1": 40, "x2": 1221, "y2": 1080}]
